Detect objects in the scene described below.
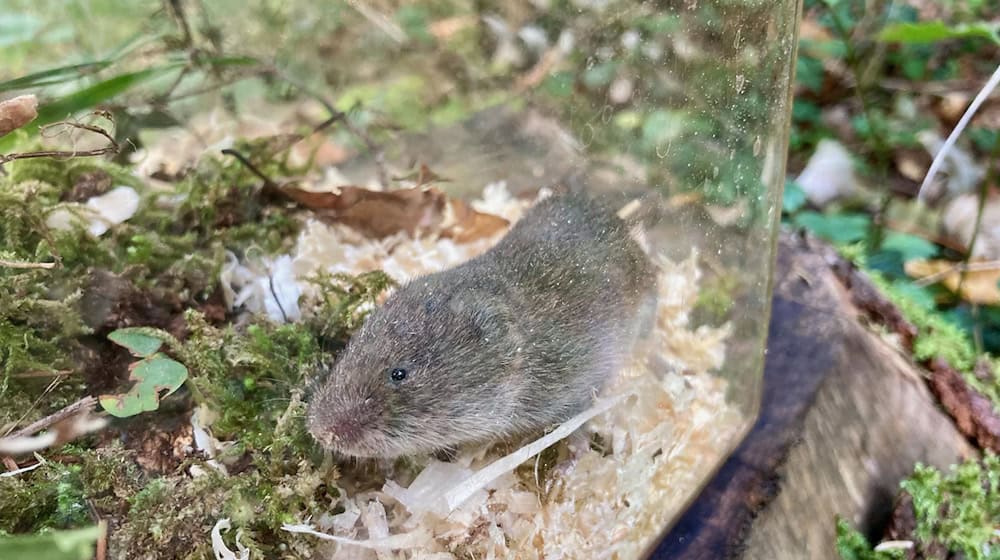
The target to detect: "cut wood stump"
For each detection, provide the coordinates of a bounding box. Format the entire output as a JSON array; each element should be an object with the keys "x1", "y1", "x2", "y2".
[{"x1": 652, "y1": 233, "x2": 976, "y2": 560}]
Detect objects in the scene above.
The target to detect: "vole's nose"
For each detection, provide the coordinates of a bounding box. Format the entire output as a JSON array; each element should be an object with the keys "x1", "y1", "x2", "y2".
[{"x1": 328, "y1": 414, "x2": 365, "y2": 444}]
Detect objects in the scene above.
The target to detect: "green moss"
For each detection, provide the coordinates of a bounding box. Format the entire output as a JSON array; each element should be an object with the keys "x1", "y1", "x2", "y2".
[
  {"x1": 835, "y1": 518, "x2": 904, "y2": 560},
  {"x1": 0, "y1": 443, "x2": 143, "y2": 534},
  {"x1": 866, "y1": 272, "x2": 990, "y2": 403},
  {"x1": 902, "y1": 454, "x2": 1000, "y2": 559},
  {"x1": 114, "y1": 459, "x2": 338, "y2": 559},
  {"x1": 693, "y1": 273, "x2": 737, "y2": 324},
  {"x1": 303, "y1": 270, "x2": 395, "y2": 342},
  {"x1": 838, "y1": 455, "x2": 1000, "y2": 560}
]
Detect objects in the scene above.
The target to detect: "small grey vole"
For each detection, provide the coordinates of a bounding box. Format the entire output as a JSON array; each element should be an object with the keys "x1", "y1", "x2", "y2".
[{"x1": 306, "y1": 191, "x2": 657, "y2": 458}]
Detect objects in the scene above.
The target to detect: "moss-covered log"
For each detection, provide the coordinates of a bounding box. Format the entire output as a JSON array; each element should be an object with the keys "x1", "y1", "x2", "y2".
[{"x1": 653, "y1": 233, "x2": 976, "y2": 560}]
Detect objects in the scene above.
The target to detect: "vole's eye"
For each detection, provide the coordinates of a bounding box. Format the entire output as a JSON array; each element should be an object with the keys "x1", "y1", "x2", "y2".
[{"x1": 389, "y1": 368, "x2": 408, "y2": 383}]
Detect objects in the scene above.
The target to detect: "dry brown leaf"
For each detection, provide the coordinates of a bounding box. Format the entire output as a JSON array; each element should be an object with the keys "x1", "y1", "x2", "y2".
[
  {"x1": 894, "y1": 148, "x2": 930, "y2": 183},
  {"x1": 281, "y1": 184, "x2": 509, "y2": 242},
  {"x1": 0, "y1": 94, "x2": 38, "y2": 138},
  {"x1": 905, "y1": 259, "x2": 1000, "y2": 305},
  {"x1": 442, "y1": 198, "x2": 510, "y2": 243},
  {"x1": 936, "y1": 91, "x2": 971, "y2": 124}
]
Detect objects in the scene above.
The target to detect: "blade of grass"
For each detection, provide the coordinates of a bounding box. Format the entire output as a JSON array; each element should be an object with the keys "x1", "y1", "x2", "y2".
[
  {"x1": 0, "y1": 63, "x2": 185, "y2": 153},
  {"x1": 0, "y1": 61, "x2": 116, "y2": 93},
  {"x1": 32, "y1": 64, "x2": 186, "y2": 127},
  {"x1": 0, "y1": 30, "x2": 161, "y2": 93}
]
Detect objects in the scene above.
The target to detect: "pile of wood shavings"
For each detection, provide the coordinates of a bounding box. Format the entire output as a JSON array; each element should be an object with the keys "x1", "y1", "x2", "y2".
[{"x1": 243, "y1": 182, "x2": 746, "y2": 559}]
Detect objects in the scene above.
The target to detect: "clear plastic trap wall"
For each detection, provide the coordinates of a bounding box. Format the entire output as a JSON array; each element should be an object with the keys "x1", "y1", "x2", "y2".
[{"x1": 1, "y1": 0, "x2": 800, "y2": 558}]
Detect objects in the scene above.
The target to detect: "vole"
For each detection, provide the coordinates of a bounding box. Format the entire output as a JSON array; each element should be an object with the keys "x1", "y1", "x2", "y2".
[{"x1": 306, "y1": 191, "x2": 658, "y2": 459}]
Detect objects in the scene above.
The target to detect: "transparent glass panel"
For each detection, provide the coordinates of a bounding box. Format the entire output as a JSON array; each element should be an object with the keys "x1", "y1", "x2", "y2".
[{"x1": 2, "y1": 0, "x2": 800, "y2": 557}]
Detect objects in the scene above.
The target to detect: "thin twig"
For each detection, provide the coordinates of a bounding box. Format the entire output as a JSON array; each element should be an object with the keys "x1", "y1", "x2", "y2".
[
  {"x1": 918, "y1": 62, "x2": 1000, "y2": 200},
  {"x1": 11, "y1": 370, "x2": 74, "y2": 379},
  {"x1": 0, "y1": 119, "x2": 120, "y2": 167},
  {"x1": 0, "y1": 259, "x2": 56, "y2": 269},
  {"x1": 267, "y1": 273, "x2": 290, "y2": 323},
  {"x1": 0, "y1": 460, "x2": 44, "y2": 477},
  {"x1": 4, "y1": 396, "x2": 98, "y2": 440},
  {"x1": 96, "y1": 519, "x2": 108, "y2": 560},
  {"x1": 220, "y1": 148, "x2": 280, "y2": 188},
  {"x1": 268, "y1": 68, "x2": 390, "y2": 187},
  {"x1": 913, "y1": 260, "x2": 1000, "y2": 288},
  {"x1": 2, "y1": 376, "x2": 64, "y2": 439}
]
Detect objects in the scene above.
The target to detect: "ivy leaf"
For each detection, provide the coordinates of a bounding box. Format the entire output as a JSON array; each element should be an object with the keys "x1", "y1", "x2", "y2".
[
  {"x1": 0, "y1": 526, "x2": 100, "y2": 560},
  {"x1": 783, "y1": 180, "x2": 808, "y2": 214},
  {"x1": 881, "y1": 232, "x2": 939, "y2": 262},
  {"x1": 878, "y1": 21, "x2": 1000, "y2": 45},
  {"x1": 99, "y1": 354, "x2": 188, "y2": 418},
  {"x1": 107, "y1": 328, "x2": 164, "y2": 357},
  {"x1": 792, "y1": 211, "x2": 871, "y2": 244}
]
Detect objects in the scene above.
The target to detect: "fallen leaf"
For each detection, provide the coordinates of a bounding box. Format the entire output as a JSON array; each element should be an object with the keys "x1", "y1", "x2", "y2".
[
  {"x1": 442, "y1": 198, "x2": 510, "y2": 243},
  {"x1": 942, "y1": 192, "x2": 1000, "y2": 259},
  {"x1": 99, "y1": 354, "x2": 188, "y2": 418},
  {"x1": 280, "y1": 184, "x2": 509, "y2": 242},
  {"x1": 0, "y1": 94, "x2": 38, "y2": 138},
  {"x1": 936, "y1": 91, "x2": 971, "y2": 124},
  {"x1": 905, "y1": 259, "x2": 1000, "y2": 304},
  {"x1": 893, "y1": 148, "x2": 930, "y2": 183}
]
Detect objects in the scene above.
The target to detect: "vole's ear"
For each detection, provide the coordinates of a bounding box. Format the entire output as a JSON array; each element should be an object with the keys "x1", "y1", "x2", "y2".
[{"x1": 447, "y1": 291, "x2": 508, "y2": 342}]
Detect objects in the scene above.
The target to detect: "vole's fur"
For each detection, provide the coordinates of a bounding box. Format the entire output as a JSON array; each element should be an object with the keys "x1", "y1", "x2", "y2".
[{"x1": 306, "y1": 191, "x2": 657, "y2": 458}]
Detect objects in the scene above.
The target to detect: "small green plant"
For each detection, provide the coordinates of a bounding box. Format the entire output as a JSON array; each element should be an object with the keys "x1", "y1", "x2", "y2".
[
  {"x1": 835, "y1": 518, "x2": 903, "y2": 560},
  {"x1": 98, "y1": 328, "x2": 188, "y2": 418}
]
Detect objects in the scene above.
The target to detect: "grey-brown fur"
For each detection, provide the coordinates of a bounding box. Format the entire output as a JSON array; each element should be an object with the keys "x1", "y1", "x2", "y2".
[{"x1": 306, "y1": 191, "x2": 657, "y2": 458}]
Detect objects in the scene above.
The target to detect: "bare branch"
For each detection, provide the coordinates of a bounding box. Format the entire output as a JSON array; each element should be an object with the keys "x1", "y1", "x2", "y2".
[
  {"x1": 0, "y1": 259, "x2": 57, "y2": 270},
  {"x1": 0, "y1": 118, "x2": 120, "y2": 168}
]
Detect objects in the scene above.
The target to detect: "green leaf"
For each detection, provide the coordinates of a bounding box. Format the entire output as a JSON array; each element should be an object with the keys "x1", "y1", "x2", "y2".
[
  {"x1": 878, "y1": 21, "x2": 1000, "y2": 45},
  {"x1": 0, "y1": 526, "x2": 100, "y2": 560},
  {"x1": 541, "y1": 71, "x2": 574, "y2": 98},
  {"x1": 33, "y1": 64, "x2": 184, "y2": 128},
  {"x1": 0, "y1": 32, "x2": 160, "y2": 93},
  {"x1": 0, "y1": 61, "x2": 115, "y2": 93},
  {"x1": 107, "y1": 328, "x2": 164, "y2": 357},
  {"x1": 796, "y1": 56, "x2": 825, "y2": 93},
  {"x1": 99, "y1": 354, "x2": 188, "y2": 418},
  {"x1": 782, "y1": 181, "x2": 807, "y2": 214},
  {"x1": 881, "y1": 232, "x2": 939, "y2": 261},
  {"x1": 793, "y1": 211, "x2": 871, "y2": 244}
]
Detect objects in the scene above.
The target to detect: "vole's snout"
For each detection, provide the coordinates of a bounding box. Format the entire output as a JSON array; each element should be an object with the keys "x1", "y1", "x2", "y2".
[
  {"x1": 307, "y1": 396, "x2": 383, "y2": 451},
  {"x1": 316, "y1": 414, "x2": 365, "y2": 446}
]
